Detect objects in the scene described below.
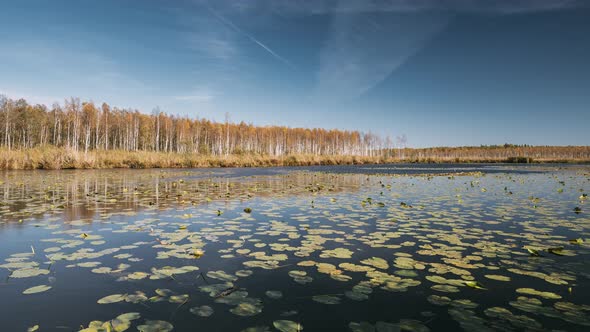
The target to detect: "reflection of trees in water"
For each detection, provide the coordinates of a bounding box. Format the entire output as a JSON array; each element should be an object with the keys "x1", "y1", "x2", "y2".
[{"x1": 0, "y1": 169, "x2": 367, "y2": 227}]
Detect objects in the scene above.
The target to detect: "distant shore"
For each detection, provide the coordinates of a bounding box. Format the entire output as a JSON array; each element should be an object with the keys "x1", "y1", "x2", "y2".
[{"x1": 1, "y1": 147, "x2": 589, "y2": 170}]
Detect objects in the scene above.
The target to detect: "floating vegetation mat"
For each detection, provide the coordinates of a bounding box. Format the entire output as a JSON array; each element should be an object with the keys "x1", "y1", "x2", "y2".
[{"x1": 0, "y1": 165, "x2": 589, "y2": 331}]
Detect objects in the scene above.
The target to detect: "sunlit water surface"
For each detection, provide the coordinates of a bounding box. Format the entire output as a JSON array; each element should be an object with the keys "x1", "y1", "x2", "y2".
[{"x1": 1, "y1": 164, "x2": 589, "y2": 332}]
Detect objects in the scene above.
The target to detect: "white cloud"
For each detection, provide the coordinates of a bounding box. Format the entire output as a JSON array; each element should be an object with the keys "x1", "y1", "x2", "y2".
[
  {"x1": 205, "y1": 5, "x2": 294, "y2": 68},
  {"x1": 315, "y1": 8, "x2": 450, "y2": 102},
  {"x1": 186, "y1": 26, "x2": 238, "y2": 60},
  {"x1": 172, "y1": 4, "x2": 239, "y2": 61},
  {"x1": 174, "y1": 87, "x2": 216, "y2": 102}
]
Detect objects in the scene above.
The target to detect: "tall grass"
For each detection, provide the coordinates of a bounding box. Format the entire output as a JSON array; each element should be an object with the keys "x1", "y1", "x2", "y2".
[
  {"x1": 0, "y1": 147, "x2": 387, "y2": 170},
  {"x1": 0, "y1": 147, "x2": 588, "y2": 170}
]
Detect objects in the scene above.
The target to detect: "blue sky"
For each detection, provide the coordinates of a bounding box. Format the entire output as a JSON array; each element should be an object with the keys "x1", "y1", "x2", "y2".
[{"x1": 1, "y1": 0, "x2": 589, "y2": 147}]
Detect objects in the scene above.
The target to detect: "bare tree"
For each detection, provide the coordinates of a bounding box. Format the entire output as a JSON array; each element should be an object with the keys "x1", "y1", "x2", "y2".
[
  {"x1": 396, "y1": 134, "x2": 407, "y2": 160},
  {"x1": 152, "y1": 107, "x2": 161, "y2": 152}
]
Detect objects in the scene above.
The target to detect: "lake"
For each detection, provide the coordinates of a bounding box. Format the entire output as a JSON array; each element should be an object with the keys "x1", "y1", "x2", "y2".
[{"x1": 1, "y1": 164, "x2": 589, "y2": 332}]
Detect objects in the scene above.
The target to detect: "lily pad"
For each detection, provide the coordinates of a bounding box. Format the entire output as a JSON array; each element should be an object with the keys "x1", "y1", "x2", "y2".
[
  {"x1": 97, "y1": 294, "x2": 127, "y2": 304},
  {"x1": 273, "y1": 320, "x2": 303, "y2": 332},
  {"x1": 23, "y1": 285, "x2": 52, "y2": 295},
  {"x1": 137, "y1": 320, "x2": 173, "y2": 332},
  {"x1": 190, "y1": 305, "x2": 214, "y2": 317}
]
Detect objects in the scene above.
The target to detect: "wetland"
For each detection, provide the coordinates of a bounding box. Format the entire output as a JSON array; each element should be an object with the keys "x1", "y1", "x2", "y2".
[{"x1": 1, "y1": 164, "x2": 589, "y2": 332}]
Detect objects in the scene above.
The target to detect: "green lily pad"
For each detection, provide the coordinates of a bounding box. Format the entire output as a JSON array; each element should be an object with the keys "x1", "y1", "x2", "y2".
[{"x1": 273, "y1": 320, "x2": 302, "y2": 332}]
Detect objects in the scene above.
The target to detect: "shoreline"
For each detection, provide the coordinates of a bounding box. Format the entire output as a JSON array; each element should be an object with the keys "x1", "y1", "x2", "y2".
[{"x1": 1, "y1": 147, "x2": 589, "y2": 170}]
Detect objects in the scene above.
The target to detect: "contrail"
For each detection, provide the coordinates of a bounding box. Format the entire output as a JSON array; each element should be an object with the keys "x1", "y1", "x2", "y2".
[{"x1": 205, "y1": 5, "x2": 295, "y2": 69}]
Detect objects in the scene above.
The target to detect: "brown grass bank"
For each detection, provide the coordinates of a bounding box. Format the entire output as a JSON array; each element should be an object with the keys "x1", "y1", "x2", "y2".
[
  {"x1": 1, "y1": 147, "x2": 588, "y2": 170},
  {"x1": 0, "y1": 147, "x2": 389, "y2": 170}
]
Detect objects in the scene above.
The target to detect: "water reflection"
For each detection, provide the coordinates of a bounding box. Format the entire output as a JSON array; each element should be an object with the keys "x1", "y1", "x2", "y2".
[
  {"x1": 0, "y1": 169, "x2": 368, "y2": 225},
  {"x1": 0, "y1": 165, "x2": 588, "y2": 332}
]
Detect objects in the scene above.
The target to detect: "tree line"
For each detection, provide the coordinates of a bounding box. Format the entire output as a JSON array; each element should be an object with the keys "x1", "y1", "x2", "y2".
[
  {"x1": 0, "y1": 95, "x2": 387, "y2": 156},
  {"x1": 1, "y1": 95, "x2": 588, "y2": 163}
]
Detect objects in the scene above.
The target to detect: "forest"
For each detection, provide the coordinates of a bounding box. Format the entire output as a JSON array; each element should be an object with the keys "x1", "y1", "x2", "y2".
[
  {"x1": 1, "y1": 95, "x2": 589, "y2": 169},
  {"x1": 0, "y1": 96, "x2": 383, "y2": 156}
]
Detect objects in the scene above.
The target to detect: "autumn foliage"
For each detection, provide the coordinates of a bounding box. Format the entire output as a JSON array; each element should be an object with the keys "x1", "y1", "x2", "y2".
[
  {"x1": 0, "y1": 96, "x2": 380, "y2": 156},
  {"x1": 0, "y1": 95, "x2": 588, "y2": 169}
]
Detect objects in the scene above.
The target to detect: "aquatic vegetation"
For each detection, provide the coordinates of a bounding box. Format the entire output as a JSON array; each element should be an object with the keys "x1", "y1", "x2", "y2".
[
  {"x1": 273, "y1": 320, "x2": 303, "y2": 332},
  {"x1": 190, "y1": 305, "x2": 214, "y2": 317},
  {"x1": 349, "y1": 320, "x2": 429, "y2": 332},
  {"x1": 312, "y1": 295, "x2": 341, "y2": 305},
  {"x1": 319, "y1": 247, "x2": 354, "y2": 259},
  {"x1": 360, "y1": 257, "x2": 389, "y2": 270},
  {"x1": 515, "y1": 288, "x2": 562, "y2": 300},
  {"x1": 79, "y1": 312, "x2": 141, "y2": 332},
  {"x1": 0, "y1": 166, "x2": 588, "y2": 331},
  {"x1": 265, "y1": 290, "x2": 283, "y2": 299},
  {"x1": 465, "y1": 281, "x2": 487, "y2": 290},
  {"x1": 97, "y1": 294, "x2": 127, "y2": 304},
  {"x1": 484, "y1": 274, "x2": 511, "y2": 282},
  {"x1": 137, "y1": 320, "x2": 173, "y2": 332},
  {"x1": 22, "y1": 285, "x2": 52, "y2": 295}
]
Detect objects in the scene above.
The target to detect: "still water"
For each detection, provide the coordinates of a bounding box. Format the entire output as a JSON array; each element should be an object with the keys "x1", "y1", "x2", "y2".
[{"x1": 1, "y1": 164, "x2": 589, "y2": 332}]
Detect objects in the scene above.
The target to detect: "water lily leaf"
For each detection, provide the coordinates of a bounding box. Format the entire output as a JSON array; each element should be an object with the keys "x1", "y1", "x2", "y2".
[
  {"x1": 97, "y1": 294, "x2": 127, "y2": 304},
  {"x1": 349, "y1": 322, "x2": 375, "y2": 332},
  {"x1": 236, "y1": 270, "x2": 253, "y2": 277},
  {"x1": 526, "y1": 248, "x2": 542, "y2": 257},
  {"x1": 92, "y1": 267, "x2": 113, "y2": 274},
  {"x1": 547, "y1": 247, "x2": 566, "y2": 256},
  {"x1": 10, "y1": 268, "x2": 50, "y2": 278},
  {"x1": 427, "y1": 295, "x2": 452, "y2": 306},
  {"x1": 169, "y1": 294, "x2": 189, "y2": 304},
  {"x1": 230, "y1": 302, "x2": 263, "y2": 316},
  {"x1": 375, "y1": 321, "x2": 400, "y2": 332},
  {"x1": 399, "y1": 319, "x2": 429, "y2": 332},
  {"x1": 465, "y1": 281, "x2": 487, "y2": 290},
  {"x1": 265, "y1": 290, "x2": 283, "y2": 299},
  {"x1": 431, "y1": 285, "x2": 460, "y2": 293},
  {"x1": 319, "y1": 248, "x2": 353, "y2": 259},
  {"x1": 78, "y1": 261, "x2": 102, "y2": 268},
  {"x1": 345, "y1": 290, "x2": 369, "y2": 301},
  {"x1": 125, "y1": 292, "x2": 148, "y2": 304},
  {"x1": 137, "y1": 320, "x2": 173, "y2": 332},
  {"x1": 128, "y1": 271, "x2": 149, "y2": 280},
  {"x1": 116, "y1": 312, "x2": 141, "y2": 321},
  {"x1": 207, "y1": 270, "x2": 238, "y2": 282},
  {"x1": 312, "y1": 295, "x2": 341, "y2": 305},
  {"x1": 190, "y1": 305, "x2": 214, "y2": 317},
  {"x1": 516, "y1": 288, "x2": 562, "y2": 299},
  {"x1": 360, "y1": 257, "x2": 389, "y2": 270},
  {"x1": 484, "y1": 275, "x2": 511, "y2": 282},
  {"x1": 110, "y1": 318, "x2": 131, "y2": 332},
  {"x1": 273, "y1": 320, "x2": 302, "y2": 332},
  {"x1": 241, "y1": 327, "x2": 270, "y2": 332},
  {"x1": 23, "y1": 285, "x2": 52, "y2": 295}
]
